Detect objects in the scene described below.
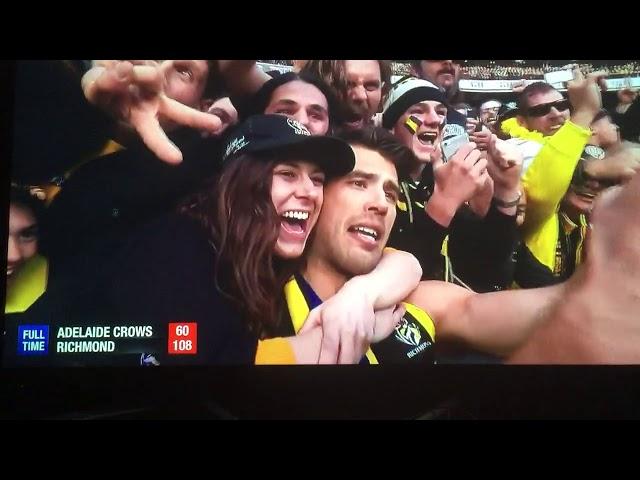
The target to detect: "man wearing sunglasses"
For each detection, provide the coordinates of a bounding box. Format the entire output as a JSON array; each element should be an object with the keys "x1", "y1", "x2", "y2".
[
  {"x1": 511, "y1": 69, "x2": 614, "y2": 288},
  {"x1": 502, "y1": 82, "x2": 576, "y2": 174},
  {"x1": 518, "y1": 88, "x2": 572, "y2": 136}
]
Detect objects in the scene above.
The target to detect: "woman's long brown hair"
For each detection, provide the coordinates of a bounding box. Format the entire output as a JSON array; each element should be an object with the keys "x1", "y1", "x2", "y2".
[{"x1": 180, "y1": 153, "x2": 296, "y2": 337}]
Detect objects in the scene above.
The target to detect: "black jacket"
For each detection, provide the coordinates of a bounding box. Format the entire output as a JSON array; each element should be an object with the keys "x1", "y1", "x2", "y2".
[
  {"x1": 387, "y1": 164, "x2": 518, "y2": 292},
  {"x1": 44, "y1": 128, "x2": 224, "y2": 265}
]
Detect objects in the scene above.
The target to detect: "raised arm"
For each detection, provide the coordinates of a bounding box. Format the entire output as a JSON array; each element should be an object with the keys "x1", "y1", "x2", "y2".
[
  {"x1": 405, "y1": 280, "x2": 564, "y2": 357},
  {"x1": 299, "y1": 248, "x2": 421, "y2": 364},
  {"x1": 82, "y1": 60, "x2": 226, "y2": 163}
]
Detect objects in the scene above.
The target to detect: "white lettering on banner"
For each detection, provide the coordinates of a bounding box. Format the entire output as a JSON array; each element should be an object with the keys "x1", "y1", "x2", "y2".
[
  {"x1": 460, "y1": 76, "x2": 640, "y2": 92},
  {"x1": 605, "y1": 77, "x2": 640, "y2": 89},
  {"x1": 257, "y1": 63, "x2": 294, "y2": 74}
]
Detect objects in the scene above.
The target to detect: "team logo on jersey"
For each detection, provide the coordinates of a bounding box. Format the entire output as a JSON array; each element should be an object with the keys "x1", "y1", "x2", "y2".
[{"x1": 394, "y1": 317, "x2": 422, "y2": 347}]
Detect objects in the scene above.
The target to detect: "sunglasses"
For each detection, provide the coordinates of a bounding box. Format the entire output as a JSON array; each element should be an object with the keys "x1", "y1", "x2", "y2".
[{"x1": 524, "y1": 99, "x2": 572, "y2": 117}]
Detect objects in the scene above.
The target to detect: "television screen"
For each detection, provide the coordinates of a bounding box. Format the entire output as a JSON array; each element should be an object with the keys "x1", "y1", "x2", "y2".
[{"x1": 3, "y1": 60, "x2": 640, "y2": 420}]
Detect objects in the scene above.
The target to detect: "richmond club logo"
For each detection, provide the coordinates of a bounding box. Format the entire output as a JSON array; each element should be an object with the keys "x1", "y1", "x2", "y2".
[{"x1": 394, "y1": 317, "x2": 422, "y2": 347}]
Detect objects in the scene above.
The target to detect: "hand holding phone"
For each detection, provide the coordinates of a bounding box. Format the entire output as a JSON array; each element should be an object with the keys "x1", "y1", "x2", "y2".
[{"x1": 441, "y1": 123, "x2": 469, "y2": 162}]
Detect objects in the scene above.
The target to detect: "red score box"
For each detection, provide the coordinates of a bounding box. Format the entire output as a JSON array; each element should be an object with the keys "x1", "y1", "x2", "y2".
[{"x1": 168, "y1": 323, "x2": 197, "y2": 355}]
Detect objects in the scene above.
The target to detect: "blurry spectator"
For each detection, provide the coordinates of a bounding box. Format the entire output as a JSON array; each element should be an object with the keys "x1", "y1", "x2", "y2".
[
  {"x1": 302, "y1": 60, "x2": 392, "y2": 130},
  {"x1": 237, "y1": 71, "x2": 341, "y2": 135},
  {"x1": 6, "y1": 186, "x2": 47, "y2": 314},
  {"x1": 607, "y1": 88, "x2": 640, "y2": 143},
  {"x1": 589, "y1": 109, "x2": 622, "y2": 150},
  {"x1": 291, "y1": 60, "x2": 308, "y2": 73},
  {"x1": 479, "y1": 100, "x2": 502, "y2": 129},
  {"x1": 452, "y1": 102, "x2": 473, "y2": 116},
  {"x1": 510, "y1": 71, "x2": 609, "y2": 288}
]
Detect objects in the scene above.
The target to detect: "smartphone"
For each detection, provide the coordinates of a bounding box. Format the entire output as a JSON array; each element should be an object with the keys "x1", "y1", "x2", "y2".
[
  {"x1": 441, "y1": 123, "x2": 469, "y2": 163},
  {"x1": 544, "y1": 69, "x2": 574, "y2": 86}
]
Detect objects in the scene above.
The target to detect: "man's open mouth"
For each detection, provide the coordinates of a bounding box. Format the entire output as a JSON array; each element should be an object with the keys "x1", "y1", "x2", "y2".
[
  {"x1": 417, "y1": 131, "x2": 438, "y2": 146},
  {"x1": 347, "y1": 223, "x2": 382, "y2": 246}
]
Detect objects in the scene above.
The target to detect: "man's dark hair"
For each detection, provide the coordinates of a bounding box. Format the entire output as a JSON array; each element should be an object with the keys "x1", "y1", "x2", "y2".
[
  {"x1": 240, "y1": 71, "x2": 343, "y2": 130},
  {"x1": 10, "y1": 184, "x2": 47, "y2": 255},
  {"x1": 10, "y1": 184, "x2": 45, "y2": 224},
  {"x1": 336, "y1": 126, "x2": 414, "y2": 179},
  {"x1": 378, "y1": 60, "x2": 393, "y2": 106},
  {"x1": 409, "y1": 60, "x2": 422, "y2": 73},
  {"x1": 517, "y1": 82, "x2": 559, "y2": 113}
]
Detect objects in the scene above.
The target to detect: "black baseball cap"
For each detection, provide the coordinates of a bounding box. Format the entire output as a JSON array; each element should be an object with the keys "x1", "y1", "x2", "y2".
[{"x1": 223, "y1": 114, "x2": 355, "y2": 178}]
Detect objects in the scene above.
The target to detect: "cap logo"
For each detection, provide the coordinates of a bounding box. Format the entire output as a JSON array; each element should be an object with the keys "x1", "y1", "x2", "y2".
[
  {"x1": 225, "y1": 135, "x2": 249, "y2": 159},
  {"x1": 287, "y1": 118, "x2": 311, "y2": 136}
]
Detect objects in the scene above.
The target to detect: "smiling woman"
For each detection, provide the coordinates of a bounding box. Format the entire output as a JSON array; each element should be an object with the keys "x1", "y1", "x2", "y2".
[
  {"x1": 142, "y1": 114, "x2": 354, "y2": 340},
  {"x1": 271, "y1": 161, "x2": 325, "y2": 258}
]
